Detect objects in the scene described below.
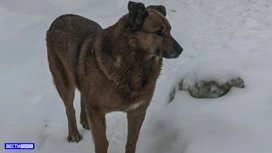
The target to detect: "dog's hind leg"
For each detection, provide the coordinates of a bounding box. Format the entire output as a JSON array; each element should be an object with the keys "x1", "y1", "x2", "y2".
[
  {"x1": 57, "y1": 85, "x2": 82, "y2": 142},
  {"x1": 80, "y1": 94, "x2": 89, "y2": 130},
  {"x1": 48, "y1": 54, "x2": 82, "y2": 143}
]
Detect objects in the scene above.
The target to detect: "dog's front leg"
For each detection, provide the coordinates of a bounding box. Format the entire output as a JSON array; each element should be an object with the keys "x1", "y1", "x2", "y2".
[
  {"x1": 86, "y1": 107, "x2": 108, "y2": 153},
  {"x1": 125, "y1": 106, "x2": 147, "y2": 153}
]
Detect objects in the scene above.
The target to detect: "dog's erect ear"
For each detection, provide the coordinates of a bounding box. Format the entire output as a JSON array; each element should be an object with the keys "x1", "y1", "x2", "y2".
[
  {"x1": 128, "y1": 1, "x2": 148, "y2": 31},
  {"x1": 146, "y1": 5, "x2": 166, "y2": 16}
]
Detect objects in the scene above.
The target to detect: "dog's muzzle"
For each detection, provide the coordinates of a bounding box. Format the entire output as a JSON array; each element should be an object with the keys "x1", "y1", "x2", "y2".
[{"x1": 162, "y1": 39, "x2": 183, "y2": 59}]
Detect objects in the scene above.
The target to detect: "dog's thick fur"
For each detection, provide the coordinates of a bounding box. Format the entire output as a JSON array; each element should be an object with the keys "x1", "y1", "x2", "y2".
[{"x1": 46, "y1": 1, "x2": 182, "y2": 153}]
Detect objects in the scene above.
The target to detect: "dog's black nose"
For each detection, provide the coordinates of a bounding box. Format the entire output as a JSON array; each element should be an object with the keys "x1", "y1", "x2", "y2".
[
  {"x1": 173, "y1": 40, "x2": 183, "y2": 57},
  {"x1": 177, "y1": 46, "x2": 183, "y2": 54}
]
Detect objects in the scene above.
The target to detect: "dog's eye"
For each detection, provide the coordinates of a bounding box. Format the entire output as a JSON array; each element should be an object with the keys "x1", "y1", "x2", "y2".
[{"x1": 154, "y1": 28, "x2": 164, "y2": 36}]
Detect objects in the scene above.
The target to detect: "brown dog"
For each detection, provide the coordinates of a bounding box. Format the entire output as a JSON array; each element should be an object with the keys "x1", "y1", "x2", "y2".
[{"x1": 46, "y1": 1, "x2": 182, "y2": 153}]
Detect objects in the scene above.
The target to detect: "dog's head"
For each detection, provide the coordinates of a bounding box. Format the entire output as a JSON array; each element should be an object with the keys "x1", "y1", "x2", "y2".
[{"x1": 127, "y1": 1, "x2": 183, "y2": 59}]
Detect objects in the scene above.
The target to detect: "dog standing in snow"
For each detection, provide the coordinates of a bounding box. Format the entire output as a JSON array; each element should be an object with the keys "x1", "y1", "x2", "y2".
[{"x1": 46, "y1": 1, "x2": 182, "y2": 153}]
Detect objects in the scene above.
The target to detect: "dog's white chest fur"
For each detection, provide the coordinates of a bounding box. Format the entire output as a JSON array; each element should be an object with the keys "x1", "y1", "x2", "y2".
[{"x1": 126, "y1": 101, "x2": 145, "y2": 111}]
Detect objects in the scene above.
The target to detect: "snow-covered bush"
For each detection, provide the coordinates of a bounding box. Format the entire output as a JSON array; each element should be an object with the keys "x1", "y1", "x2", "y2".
[{"x1": 169, "y1": 54, "x2": 245, "y2": 102}]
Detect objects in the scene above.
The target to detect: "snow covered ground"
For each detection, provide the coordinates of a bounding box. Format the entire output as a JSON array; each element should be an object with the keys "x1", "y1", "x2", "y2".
[{"x1": 1, "y1": 0, "x2": 272, "y2": 153}]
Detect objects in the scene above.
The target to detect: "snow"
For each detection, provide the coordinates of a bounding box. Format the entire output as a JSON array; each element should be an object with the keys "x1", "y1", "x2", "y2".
[
  {"x1": 172, "y1": 51, "x2": 242, "y2": 89},
  {"x1": 1, "y1": 0, "x2": 272, "y2": 153}
]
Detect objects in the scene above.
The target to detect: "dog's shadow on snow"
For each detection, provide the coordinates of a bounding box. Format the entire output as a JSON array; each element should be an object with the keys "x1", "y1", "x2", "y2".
[{"x1": 138, "y1": 118, "x2": 189, "y2": 153}]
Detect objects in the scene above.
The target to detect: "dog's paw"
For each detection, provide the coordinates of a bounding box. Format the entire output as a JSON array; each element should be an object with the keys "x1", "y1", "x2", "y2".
[
  {"x1": 67, "y1": 133, "x2": 83, "y2": 143},
  {"x1": 80, "y1": 120, "x2": 89, "y2": 130}
]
